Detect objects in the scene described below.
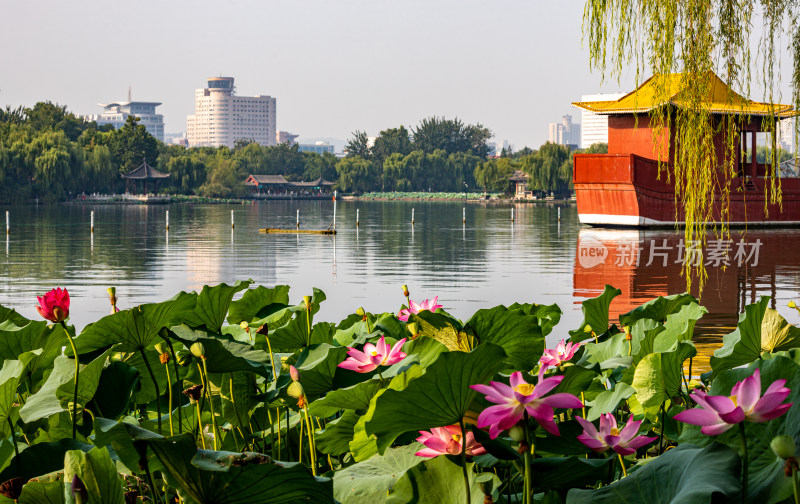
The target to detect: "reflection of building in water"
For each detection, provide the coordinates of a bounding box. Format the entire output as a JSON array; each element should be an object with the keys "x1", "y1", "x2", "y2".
[{"x1": 574, "y1": 228, "x2": 798, "y2": 370}]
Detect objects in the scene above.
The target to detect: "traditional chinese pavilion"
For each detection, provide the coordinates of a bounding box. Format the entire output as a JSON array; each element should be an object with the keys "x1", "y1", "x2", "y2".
[
  {"x1": 572, "y1": 72, "x2": 799, "y2": 226},
  {"x1": 122, "y1": 158, "x2": 170, "y2": 195}
]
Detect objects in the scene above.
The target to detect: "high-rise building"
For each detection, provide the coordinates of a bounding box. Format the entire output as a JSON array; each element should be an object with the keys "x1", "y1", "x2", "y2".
[
  {"x1": 186, "y1": 77, "x2": 276, "y2": 148},
  {"x1": 577, "y1": 93, "x2": 625, "y2": 148},
  {"x1": 548, "y1": 114, "x2": 581, "y2": 148},
  {"x1": 779, "y1": 117, "x2": 797, "y2": 154},
  {"x1": 297, "y1": 142, "x2": 335, "y2": 154},
  {"x1": 277, "y1": 131, "x2": 299, "y2": 145},
  {"x1": 84, "y1": 101, "x2": 164, "y2": 142}
]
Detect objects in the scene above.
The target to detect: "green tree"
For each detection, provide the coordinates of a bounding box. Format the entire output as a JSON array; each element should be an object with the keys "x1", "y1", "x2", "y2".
[
  {"x1": 371, "y1": 126, "x2": 412, "y2": 165},
  {"x1": 336, "y1": 156, "x2": 379, "y2": 193},
  {"x1": 198, "y1": 157, "x2": 246, "y2": 197},
  {"x1": 106, "y1": 116, "x2": 159, "y2": 174},
  {"x1": 411, "y1": 116, "x2": 492, "y2": 157},
  {"x1": 345, "y1": 130, "x2": 372, "y2": 159}
]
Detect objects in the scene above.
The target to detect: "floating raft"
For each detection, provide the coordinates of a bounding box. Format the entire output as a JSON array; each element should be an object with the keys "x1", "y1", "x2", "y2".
[{"x1": 259, "y1": 228, "x2": 336, "y2": 235}]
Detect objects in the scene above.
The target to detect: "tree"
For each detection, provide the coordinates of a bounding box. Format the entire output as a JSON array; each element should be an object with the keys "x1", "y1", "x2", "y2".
[
  {"x1": 345, "y1": 130, "x2": 371, "y2": 159},
  {"x1": 583, "y1": 143, "x2": 608, "y2": 154},
  {"x1": 371, "y1": 126, "x2": 412, "y2": 165},
  {"x1": 336, "y1": 157, "x2": 379, "y2": 193},
  {"x1": 24, "y1": 102, "x2": 88, "y2": 141},
  {"x1": 106, "y1": 116, "x2": 159, "y2": 174},
  {"x1": 411, "y1": 116, "x2": 492, "y2": 157}
]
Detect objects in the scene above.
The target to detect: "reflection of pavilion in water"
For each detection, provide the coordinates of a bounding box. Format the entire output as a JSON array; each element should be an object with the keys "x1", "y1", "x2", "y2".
[{"x1": 574, "y1": 228, "x2": 800, "y2": 369}]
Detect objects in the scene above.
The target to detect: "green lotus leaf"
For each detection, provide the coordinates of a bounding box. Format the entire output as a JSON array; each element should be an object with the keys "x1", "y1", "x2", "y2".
[
  {"x1": 508, "y1": 302, "x2": 563, "y2": 337},
  {"x1": 332, "y1": 443, "x2": 423, "y2": 503},
  {"x1": 184, "y1": 281, "x2": 252, "y2": 334},
  {"x1": 63, "y1": 447, "x2": 125, "y2": 504},
  {"x1": 386, "y1": 456, "x2": 499, "y2": 504},
  {"x1": 0, "y1": 439, "x2": 92, "y2": 482},
  {"x1": 531, "y1": 455, "x2": 614, "y2": 489},
  {"x1": 0, "y1": 351, "x2": 41, "y2": 426},
  {"x1": 619, "y1": 293, "x2": 699, "y2": 327},
  {"x1": 566, "y1": 443, "x2": 741, "y2": 503},
  {"x1": 17, "y1": 479, "x2": 65, "y2": 504},
  {"x1": 585, "y1": 382, "x2": 635, "y2": 421},
  {"x1": 308, "y1": 380, "x2": 382, "y2": 418},
  {"x1": 226, "y1": 285, "x2": 291, "y2": 325},
  {"x1": 464, "y1": 305, "x2": 545, "y2": 371},
  {"x1": 631, "y1": 342, "x2": 696, "y2": 417},
  {"x1": 569, "y1": 285, "x2": 622, "y2": 343},
  {"x1": 90, "y1": 361, "x2": 139, "y2": 420},
  {"x1": 92, "y1": 417, "x2": 164, "y2": 473},
  {"x1": 148, "y1": 433, "x2": 334, "y2": 503},
  {"x1": 364, "y1": 343, "x2": 507, "y2": 454},
  {"x1": 0, "y1": 320, "x2": 65, "y2": 387},
  {"x1": 407, "y1": 310, "x2": 467, "y2": 352},
  {"x1": 315, "y1": 410, "x2": 360, "y2": 456},
  {"x1": 169, "y1": 325, "x2": 271, "y2": 378}
]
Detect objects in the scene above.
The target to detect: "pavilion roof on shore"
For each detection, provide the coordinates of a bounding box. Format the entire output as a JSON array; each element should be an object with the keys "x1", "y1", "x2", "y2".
[
  {"x1": 508, "y1": 170, "x2": 530, "y2": 183},
  {"x1": 290, "y1": 177, "x2": 335, "y2": 188},
  {"x1": 572, "y1": 71, "x2": 798, "y2": 117},
  {"x1": 121, "y1": 159, "x2": 170, "y2": 180},
  {"x1": 246, "y1": 174, "x2": 289, "y2": 185}
]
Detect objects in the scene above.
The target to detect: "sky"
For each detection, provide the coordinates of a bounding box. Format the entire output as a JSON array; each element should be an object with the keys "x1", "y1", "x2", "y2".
[{"x1": 0, "y1": 1, "x2": 795, "y2": 150}]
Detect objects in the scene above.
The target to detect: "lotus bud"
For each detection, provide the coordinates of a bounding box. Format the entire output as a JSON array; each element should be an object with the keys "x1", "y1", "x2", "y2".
[
  {"x1": 356, "y1": 307, "x2": 366, "y2": 321},
  {"x1": 182, "y1": 385, "x2": 203, "y2": 403},
  {"x1": 289, "y1": 365, "x2": 300, "y2": 382},
  {"x1": 402, "y1": 284, "x2": 409, "y2": 297},
  {"x1": 240, "y1": 321, "x2": 250, "y2": 332},
  {"x1": 107, "y1": 286, "x2": 118, "y2": 314},
  {"x1": 303, "y1": 295, "x2": 312, "y2": 309},
  {"x1": 475, "y1": 473, "x2": 494, "y2": 497},
  {"x1": 154, "y1": 342, "x2": 165, "y2": 355},
  {"x1": 280, "y1": 356, "x2": 290, "y2": 374},
  {"x1": 583, "y1": 324, "x2": 593, "y2": 334},
  {"x1": 287, "y1": 381, "x2": 305, "y2": 399},
  {"x1": 624, "y1": 325, "x2": 631, "y2": 341},
  {"x1": 71, "y1": 475, "x2": 88, "y2": 504},
  {"x1": 407, "y1": 322, "x2": 419, "y2": 339},
  {"x1": 175, "y1": 350, "x2": 192, "y2": 367},
  {"x1": 190, "y1": 342, "x2": 205, "y2": 358},
  {"x1": 789, "y1": 300, "x2": 797, "y2": 309},
  {"x1": 771, "y1": 435, "x2": 797, "y2": 459},
  {"x1": 508, "y1": 425, "x2": 525, "y2": 442},
  {"x1": 0, "y1": 477, "x2": 24, "y2": 500}
]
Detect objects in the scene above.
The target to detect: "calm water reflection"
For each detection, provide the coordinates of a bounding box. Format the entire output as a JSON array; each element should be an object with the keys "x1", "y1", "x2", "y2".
[{"x1": 1, "y1": 201, "x2": 798, "y2": 358}]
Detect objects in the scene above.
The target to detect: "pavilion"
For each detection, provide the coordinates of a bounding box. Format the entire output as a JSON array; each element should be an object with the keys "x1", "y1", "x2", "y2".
[{"x1": 122, "y1": 158, "x2": 170, "y2": 194}]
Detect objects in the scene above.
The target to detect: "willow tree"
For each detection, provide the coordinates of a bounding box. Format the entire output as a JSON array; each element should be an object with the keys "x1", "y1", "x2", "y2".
[{"x1": 583, "y1": 0, "x2": 800, "y2": 290}]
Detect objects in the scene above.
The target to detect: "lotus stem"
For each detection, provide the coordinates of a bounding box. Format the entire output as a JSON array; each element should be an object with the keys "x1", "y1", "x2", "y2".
[
  {"x1": 60, "y1": 321, "x2": 79, "y2": 439},
  {"x1": 200, "y1": 358, "x2": 220, "y2": 450},
  {"x1": 302, "y1": 403, "x2": 317, "y2": 475},
  {"x1": 230, "y1": 376, "x2": 249, "y2": 451},
  {"x1": 459, "y1": 418, "x2": 471, "y2": 504},
  {"x1": 739, "y1": 422, "x2": 748, "y2": 504},
  {"x1": 522, "y1": 418, "x2": 532, "y2": 504},
  {"x1": 659, "y1": 403, "x2": 665, "y2": 454},
  {"x1": 140, "y1": 348, "x2": 162, "y2": 435},
  {"x1": 617, "y1": 452, "x2": 628, "y2": 478},
  {"x1": 195, "y1": 400, "x2": 205, "y2": 450},
  {"x1": 8, "y1": 415, "x2": 20, "y2": 473},
  {"x1": 164, "y1": 338, "x2": 183, "y2": 433},
  {"x1": 305, "y1": 308, "x2": 311, "y2": 346},
  {"x1": 264, "y1": 334, "x2": 277, "y2": 380},
  {"x1": 298, "y1": 413, "x2": 304, "y2": 464},
  {"x1": 792, "y1": 464, "x2": 798, "y2": 504},
  {"x1": 164, "y1": 362, "x2": 174, "y2": 436},
  {"x1": 627, "y1": 338, "x2": 632, "y2": 356}
]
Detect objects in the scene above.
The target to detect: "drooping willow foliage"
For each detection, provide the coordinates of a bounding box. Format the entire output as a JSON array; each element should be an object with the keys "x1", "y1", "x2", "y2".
[{"x1": 583, "y1": 0, "x2": 800, "y2": 292}]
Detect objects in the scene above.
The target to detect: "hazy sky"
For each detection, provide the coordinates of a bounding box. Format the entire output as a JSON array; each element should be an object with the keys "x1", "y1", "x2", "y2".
[{"x1": 0, "y1": 1, "x2": 794, "y2": 149}]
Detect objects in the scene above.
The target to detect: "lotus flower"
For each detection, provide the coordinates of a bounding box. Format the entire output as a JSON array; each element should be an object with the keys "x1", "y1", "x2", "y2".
[
  {"x1": 337, "y1": 335, "x2": 408, "y2": 373},
  {"x1": 415, "y1": 425, "x2": 487, "y2": 457},
  {"x1": 673, "y1": 369, "x2": 792, "y2": 435},
  {"x1": 36, "y1": 287, "x2": 70, "y2": 323},
  {"x1": 576, "y1": 413, "x2": 657, "y2": 455},
  {"x1": 540, "y1": 339, "x2": 582, "y2": 368},
  {"x1": 470, "y1": 368, "x2": 583, "y2": 438},
  {"x1": 398, "y1": 297, "x2": 443, "y2": 321}
]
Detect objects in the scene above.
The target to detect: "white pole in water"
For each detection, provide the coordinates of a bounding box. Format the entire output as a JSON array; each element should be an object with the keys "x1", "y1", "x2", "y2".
[
  {"x1": 356, "y1": 208, "x2": 360, "y2": 227},
  {"x1": 558, "y1": 207, "x2": 561, "y2": 222},
  {"x1": 463, "y1": 206, "x2": 466, "y2": 224},
  {"x1": 412, "y1": 208, "x2": 415, "y2": 226},
  {"x1": 333, "y1": 191, "x2": 337, "y2": 231},
  {"x1": 231, "y1": 210, "x2": 235, "y2": 229},
  {"x1": 5, "y1": 211, "x2": 8, "y2": 235},
  {"x1": 90, "y1": 210, "x2": 94, "y2": 233},
  {"x1": 511, "y1": 207, "x2": 515, "y2": 222},
  {"x1": 296, "y1": 209, "x2": 300, "y2": 229},
  {"x1": 166, "y1": 210, "x2": 169, "y2": 231}
]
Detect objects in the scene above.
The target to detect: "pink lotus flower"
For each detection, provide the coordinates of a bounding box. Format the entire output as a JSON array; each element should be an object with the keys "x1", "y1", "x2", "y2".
[
  {"x1": 540, "y1": 339, "x2": 582, "y2": 368},
  {"x1": 397, "y1": 297, "x2": 443, "y2": 322},
  {"x1": 673, "y1": 369, "x2": 792, "y2": 435},
  {"x1": 36, "y1": 288, "x2": 70, "y2": 323},
  {"x1": 470, "y1": 368, "x2": 583, "y2": 438},
  {"x1": 337, "y1": 335, "x2": 408, "y2": 373},
  {"x1": 576, "y1": 413, "x2": 657, "y2": 455},
  {"x1": 415, "y1": 425, "x2": 487, "y2": 457}
]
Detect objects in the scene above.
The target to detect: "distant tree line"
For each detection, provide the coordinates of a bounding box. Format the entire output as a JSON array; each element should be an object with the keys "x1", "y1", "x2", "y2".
[{"x1": 0, "y1": 101, "x2": 603, "y2": 202}]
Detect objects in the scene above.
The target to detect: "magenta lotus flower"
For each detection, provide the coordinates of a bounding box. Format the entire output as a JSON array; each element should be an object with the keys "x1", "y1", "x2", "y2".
[
  {"x1": 397, "y1": 297, "x2": 443, "y2": 321},
  {"x1": 576, "y1": 413, "x2": 656, "y2": 455},
  {"x1": 540, "y1": 339, "x2": 582, "y2": 368},
  {"x1": 337, "y1": 335, "x2": 408, "y2": 373},
  {"x1": 415, "y1": 425, "x2": 487, "y2": 458},
  {"x1": 673, "y1": 369, "x2": 792, "y2": 435},
  {"x1": 36, "y1": 288, "x2": 70, "y2": 323},
  {"x1": 470, "y1": 368, "x2": 583, "y2": 438}
]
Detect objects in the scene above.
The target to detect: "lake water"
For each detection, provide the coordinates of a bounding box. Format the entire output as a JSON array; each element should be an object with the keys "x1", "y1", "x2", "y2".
[{"x1": 1, "y1": 200, "x2": 798, "y2": 367}]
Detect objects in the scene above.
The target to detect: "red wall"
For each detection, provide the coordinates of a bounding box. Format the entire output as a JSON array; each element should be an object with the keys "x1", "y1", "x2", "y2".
[{"x1": 608, "y1": 115, "x2": 671, "y2": 161}]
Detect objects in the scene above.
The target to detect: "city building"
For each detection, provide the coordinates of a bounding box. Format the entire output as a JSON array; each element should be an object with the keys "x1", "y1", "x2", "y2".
[
  {"x1": 780, "y1": 117, "x2": 797, "y2": 154},
  {"x1": 576, "y1": 93, "x2": 625, "y2": 148},
  {"x1": 186, "y1": 77, "x2": 276, "y2": 148},
  {"x1": 277, "y1": 131, "x2": 299, "y2": 145},
  {"x1": 84, "y1": 100, "x2": 164, "y2": 142},
  {"x1": 548, "y1": 114, "x2": 581, "y2": 148},
  {"x1": 297, "y1": 142, "x2": 335, "y2": 154}
]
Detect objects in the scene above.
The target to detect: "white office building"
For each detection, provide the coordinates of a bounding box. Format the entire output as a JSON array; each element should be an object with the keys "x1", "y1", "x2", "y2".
[
  {"x1": 779, "y1": 117, "x2": 797, "y2": 154},
  {"x1": 548, "y1": 114, "x2": 581, "y2": 148},
  {"x1": 577, "y1": 93, "x2": 626, "y2": 148},
  {"x1": 187, "y1": 77, "x2": 276, "y2": 148},
  {"x1": 85, "y1": 101, "x2": 164, "y2": 142}
]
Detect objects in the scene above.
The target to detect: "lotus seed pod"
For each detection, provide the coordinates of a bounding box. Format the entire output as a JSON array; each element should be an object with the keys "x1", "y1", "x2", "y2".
[
  {"x1": 356, "y1": 307, "x2": 366, "y2": 317},
  {"x1": 287, "y1": 381, "x2": 305, "y2": 399},
  {"x1": 475, "y1": 473, "x2": 494, "y2": 497},
  {"x1": 771, "y1": 435, "x2": 797, "y2": 459},
  {"x1": 289, "y1": 365, "x2": 300, "y2": 382},
  {"x1": 508, "y1": 425, "x2": 525, "y2": 442},
  {"x1": 190, "y1": 342, "x2": 205, "y2": 358},
  {"x1": 71, "y1": 475, "x2": 88, "y2": 503},
  {"x1": 0, "y1": 478, "x2": 24, "y2": 501},
  {"x1": 583, "y1": 324, "x2": 593, "y2": 333},
  {"x1": 303, "y1": 295, "x2": 312, "y2": 308}
]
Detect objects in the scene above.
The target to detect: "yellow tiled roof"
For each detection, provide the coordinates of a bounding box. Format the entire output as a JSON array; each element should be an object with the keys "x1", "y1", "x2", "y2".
[{"x1": 573, "y1": 72, "x2": 797, "y2": 117}]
